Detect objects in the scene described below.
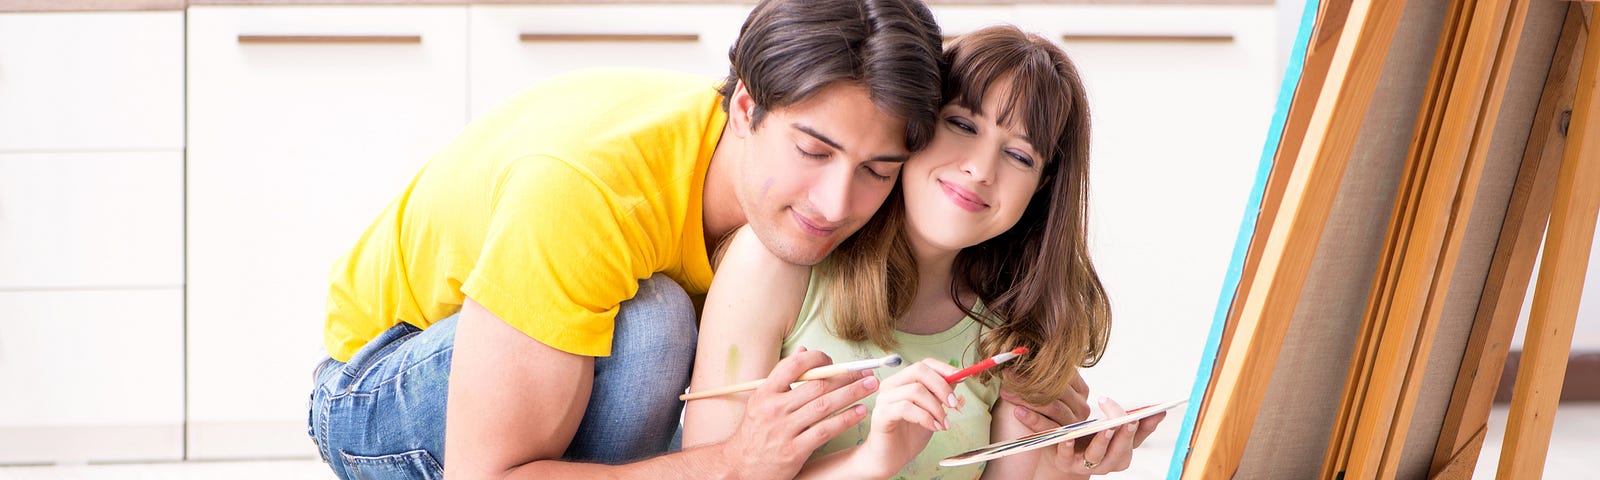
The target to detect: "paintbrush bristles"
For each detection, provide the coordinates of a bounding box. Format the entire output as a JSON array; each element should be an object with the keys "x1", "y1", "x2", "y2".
[{"x1": 883, "y1": 354, "x2": 903, "y2": 367}]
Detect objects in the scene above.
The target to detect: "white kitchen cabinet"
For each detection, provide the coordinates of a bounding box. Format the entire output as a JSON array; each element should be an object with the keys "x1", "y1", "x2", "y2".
[
  {"x1": 185, "y1": 5, "x2": 468, "y2": 459},
  {"x1": 0, "y1": 12, "x2": 184, "y2": 151},
  {"x1": 0, "y1": 9, "x2": 185, "y2": 465},
  {"x1": 468, "y1": 5, "x2": 749, "y2": 118},
  {"x1": 0, "y1": 152, "x2": 183, "y2": 289},
  {"x1": 928, "y1": 5, "x2": 1017, "y2": 39},
  {"x1": 0, "y1": 288, "x2": 184, "y2": 464}
]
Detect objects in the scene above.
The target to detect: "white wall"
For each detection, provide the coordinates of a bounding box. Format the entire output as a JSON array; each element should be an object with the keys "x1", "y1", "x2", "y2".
[{"x1": 1513, "y1": 231, "x2": 1600, "y2": 350}]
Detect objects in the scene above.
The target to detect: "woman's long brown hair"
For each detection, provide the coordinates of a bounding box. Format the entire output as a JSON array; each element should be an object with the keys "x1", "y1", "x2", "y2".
[{"x1": 816, "y1": 25, "x2": 1110, "y2": 404}]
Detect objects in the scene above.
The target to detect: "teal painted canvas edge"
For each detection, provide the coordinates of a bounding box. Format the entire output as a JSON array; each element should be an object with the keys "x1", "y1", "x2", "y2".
[{"x1": 1165, "y1": 0, "x2": 1322, "y2": 477}]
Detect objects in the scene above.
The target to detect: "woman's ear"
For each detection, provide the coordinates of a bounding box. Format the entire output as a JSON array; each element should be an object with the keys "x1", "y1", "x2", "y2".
[{"x1": 728, "y1": 80, "x2": 757, "y2": 139}]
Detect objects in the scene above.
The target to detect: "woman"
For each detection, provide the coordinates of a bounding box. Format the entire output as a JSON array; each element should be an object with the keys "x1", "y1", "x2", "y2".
[{"x1": 684, "y1": 25, "x2": 1162, "y2": 479}]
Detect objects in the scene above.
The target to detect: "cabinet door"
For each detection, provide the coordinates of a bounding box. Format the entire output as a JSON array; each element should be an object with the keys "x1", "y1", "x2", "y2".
[
  {"x1": 1013, "y1": 5, "x2": 1278, "y2": 405},
  {"x1": 186, "y1": 5, "x2": 468, "y2": 459},
  {"x1": 0, "y1": 12, "x2": 183, "y2": 151},
  {"x1": 469, "y1": 5, "x2": 749, "y2": 118},
  {"x1": 927, "y1": 5, "x2": 1017, "y2": 39},
  {"x1": 0, "y1": 289, "x2": 184, "y2": 464},
  {"x1": 0, "y1": 152, "x2": 183, "y2": 289}
]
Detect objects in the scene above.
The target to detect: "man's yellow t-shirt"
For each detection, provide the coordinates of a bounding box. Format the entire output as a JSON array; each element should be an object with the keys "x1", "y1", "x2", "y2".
[{"x1": 324, "y1": 68, "x2": 726, "y2": 361}]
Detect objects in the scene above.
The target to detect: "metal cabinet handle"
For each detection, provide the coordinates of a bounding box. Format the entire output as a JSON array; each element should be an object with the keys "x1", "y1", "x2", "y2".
[
  {"x1": 237, "y1": 34, "x2": 423, "y2": 44},
  {"x1": 1061, "y1": 33, "x2": 1234, "y2": 43},
  {"x1": 518, "y1": 33, "x2": 699, "y2": 43}
]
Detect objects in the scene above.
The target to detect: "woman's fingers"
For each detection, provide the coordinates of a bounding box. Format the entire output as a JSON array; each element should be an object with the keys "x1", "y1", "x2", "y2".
[
  {"x1": 904, "y1": 359, "x2": 960, "y2": 410},
  {"x1": 1011, "y1": 401, "x2": 1060, "y2": 432},
  {"x1": 1075, "y1": 429, "x2": 1113, "y2": 474},
  {"x1": 884, "y1": 383, "x2": 950, "y2": 429},
  {"x1": 882, "y1": 396, "x2": 944, "y2": 432},
  {"x1": 1132, "y1": 411, "x2": 1167, "y2": 447},
  {"x1": 1000, "y1": 389, "x2": 1084, "y2": 427}
]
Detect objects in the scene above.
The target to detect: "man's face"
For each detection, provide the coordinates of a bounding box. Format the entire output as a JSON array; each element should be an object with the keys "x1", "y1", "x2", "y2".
[{"x1": 729, "y1": 81, "x2": 910, "y2": 265}]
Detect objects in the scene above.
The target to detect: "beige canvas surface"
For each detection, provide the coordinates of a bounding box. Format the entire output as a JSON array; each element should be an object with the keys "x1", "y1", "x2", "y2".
[{"x1": 1234, "y1": 1, "x2": 1446, "y2": 477}]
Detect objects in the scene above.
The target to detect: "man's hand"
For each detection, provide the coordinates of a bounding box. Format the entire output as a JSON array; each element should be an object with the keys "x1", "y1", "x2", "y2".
[{"x1": 718, "y1": 347, "x2": 878, "y2": 480}]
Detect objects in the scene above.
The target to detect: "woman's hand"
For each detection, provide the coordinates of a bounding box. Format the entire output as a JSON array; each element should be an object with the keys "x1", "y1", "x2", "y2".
[
  {"x1": 856, "y1": 358, "x2": 965, "y2": 477},
  {"x1": 1000, "y1": 373, "x2": 1165, "y2": 477}
]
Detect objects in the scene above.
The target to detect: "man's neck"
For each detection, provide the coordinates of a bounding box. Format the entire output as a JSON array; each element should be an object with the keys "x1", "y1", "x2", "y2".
[{"x1": 702, "y1": 122, "x2": 746, "y2": 263}]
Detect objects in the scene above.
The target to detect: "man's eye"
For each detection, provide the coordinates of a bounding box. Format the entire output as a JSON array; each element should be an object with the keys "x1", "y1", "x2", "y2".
[{"x1": 863, "y1": 166, "x2": 892, "y2": 181}]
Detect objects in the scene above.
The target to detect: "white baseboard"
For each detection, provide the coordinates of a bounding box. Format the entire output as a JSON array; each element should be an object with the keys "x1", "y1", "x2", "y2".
[
  {"x1": 185, "y1": 420, "x2": 318, "y2": 460},
  {"x1": 0, "y1": 424, "x2": 182, "y2": 465}
]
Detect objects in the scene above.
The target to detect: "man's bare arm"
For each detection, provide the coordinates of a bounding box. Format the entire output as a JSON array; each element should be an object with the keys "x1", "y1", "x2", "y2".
[
  {"x1": 443, "y1": 297, "x2": 875, "y2": 479},
  {"x1": 443, "y1": 298, "x2": 731, "y2": 478}
]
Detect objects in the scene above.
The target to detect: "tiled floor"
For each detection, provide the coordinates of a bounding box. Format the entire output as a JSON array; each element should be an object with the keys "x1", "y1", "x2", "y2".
[{"x1": 2, "y1": 404, "x2": 1596, "y2": 479}]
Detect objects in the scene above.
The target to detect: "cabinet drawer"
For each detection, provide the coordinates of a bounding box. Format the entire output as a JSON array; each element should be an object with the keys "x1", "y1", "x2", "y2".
[
  {"x1": 186, "y1": 5, "x2": 467, "y2": 458},
  {"x1": 0, "y1": 152, "x2": 183, "y2": 289},
  {"x1": 0, "y1": 288, "x2": 183, "y2": 463},
  {"x1": 0, "y1": 12, "x2": 183, "y2": 151},
  {"x1": 469, "y1": 5, "x2": 748, "y2": 118}
]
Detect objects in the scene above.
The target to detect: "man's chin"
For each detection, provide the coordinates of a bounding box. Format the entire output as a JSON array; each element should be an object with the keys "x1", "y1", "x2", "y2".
[{"x1": 767, "y1": 235, "x2": 836, "y2": 266}]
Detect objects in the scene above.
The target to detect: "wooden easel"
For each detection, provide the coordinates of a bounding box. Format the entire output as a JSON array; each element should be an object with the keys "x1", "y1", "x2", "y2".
[{"x1": 1172, "y1": 1, "x2": 1600, "y2": 478}]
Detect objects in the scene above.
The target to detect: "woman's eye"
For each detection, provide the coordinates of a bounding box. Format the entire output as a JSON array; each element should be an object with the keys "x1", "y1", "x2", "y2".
[
  {"x1": 946, "y1": 117, "x2": 976, "y2": 134},
  {"x1": 1008, "y1": 151, "x2": 1036, "y2": 168},
  {"x1": 796, "y1": 145, "x2": 827, "y2": 159}
]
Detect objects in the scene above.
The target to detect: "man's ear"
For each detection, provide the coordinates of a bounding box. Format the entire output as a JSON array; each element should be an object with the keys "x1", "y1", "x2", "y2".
[{"x1": 728, "y1": 80, "x2": 757, "y2": 139}]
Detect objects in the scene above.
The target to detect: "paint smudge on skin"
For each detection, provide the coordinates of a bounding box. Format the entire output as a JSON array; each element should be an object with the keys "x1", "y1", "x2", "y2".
[
  {"x1": 726, "y1": 345, "x2": 741, "y2": 385},
  {"x1": 760, "y1": 177, "x2": 775, "y2": 198}
]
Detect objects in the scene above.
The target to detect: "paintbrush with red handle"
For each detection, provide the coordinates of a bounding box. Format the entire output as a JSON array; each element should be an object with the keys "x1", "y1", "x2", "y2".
[{"x1": 943, "y1": 347, "x2": 1029, "y2": 384}]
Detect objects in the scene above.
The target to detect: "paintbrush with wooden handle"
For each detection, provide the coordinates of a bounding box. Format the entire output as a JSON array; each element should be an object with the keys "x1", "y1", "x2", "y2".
[{"x1": 680, "y1": 354, "x2": 903, "y2": 401}]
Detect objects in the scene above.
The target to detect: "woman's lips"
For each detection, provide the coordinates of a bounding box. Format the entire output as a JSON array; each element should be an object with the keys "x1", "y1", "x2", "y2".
[{"x1": 939, "y1": 180, "x2": 989, "y2": 212}]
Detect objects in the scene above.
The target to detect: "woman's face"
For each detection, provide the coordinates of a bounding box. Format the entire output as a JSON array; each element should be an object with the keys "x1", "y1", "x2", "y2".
[{"x1": 900, "y1": 81, "x2": 1046, "y2": 254}]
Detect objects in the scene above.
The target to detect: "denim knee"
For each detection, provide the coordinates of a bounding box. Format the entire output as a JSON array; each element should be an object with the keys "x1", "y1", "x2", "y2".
[
  {"x1": 310, "y1": 317, "x2": 456, "y2": 480},
  {"x1": 563, "y1": 274, "x2": 699, "y2": 464},
  {"x1": 616, "y1": 274, "x2": 699, "y2": 376}
]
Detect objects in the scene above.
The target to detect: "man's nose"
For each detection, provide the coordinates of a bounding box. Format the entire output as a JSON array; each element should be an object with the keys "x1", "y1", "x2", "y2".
[{"x1": 808, "y1": 163, "x2": 856, "y2": 223}]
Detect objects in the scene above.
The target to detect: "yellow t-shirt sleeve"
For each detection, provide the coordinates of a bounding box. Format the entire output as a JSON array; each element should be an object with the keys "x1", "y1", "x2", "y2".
[{"x1": 462, "y1": 156, "x2": 644, "y2": 357}]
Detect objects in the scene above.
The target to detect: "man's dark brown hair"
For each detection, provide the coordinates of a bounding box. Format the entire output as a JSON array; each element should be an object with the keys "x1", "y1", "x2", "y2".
[{"x1": 717, "y1": 0, "x2": 945, "y2": 151}]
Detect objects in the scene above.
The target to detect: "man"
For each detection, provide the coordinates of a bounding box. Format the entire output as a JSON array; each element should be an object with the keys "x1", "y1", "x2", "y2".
[{"x1": 307, "y1": 0, "x2": 946, "y2": 478}]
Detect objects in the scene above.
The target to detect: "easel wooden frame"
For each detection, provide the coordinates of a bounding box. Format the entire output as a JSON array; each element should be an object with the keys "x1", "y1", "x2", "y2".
[{"x1": 1171, "y1": 1, "x2": 1600, "y2": 478}]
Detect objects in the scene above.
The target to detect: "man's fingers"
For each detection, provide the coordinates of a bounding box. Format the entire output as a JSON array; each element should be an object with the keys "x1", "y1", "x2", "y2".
[
  {"x1": 790, "y1": 373, "x2": 877, "y2": 426},
  {"x1": 783, "y1": 368, "x2": 868, "y2": 412},
  {"x1": 762, "y1": 349, "x2": 834, "y2": 394},
  {"x1": 797, "y1": 404, "x2": 868, "y2": 452}
]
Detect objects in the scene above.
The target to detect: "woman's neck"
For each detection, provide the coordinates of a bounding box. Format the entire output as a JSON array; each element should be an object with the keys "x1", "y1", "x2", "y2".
[{"x1": 898, "y1": 234, "x2": 971, "y2": 335}]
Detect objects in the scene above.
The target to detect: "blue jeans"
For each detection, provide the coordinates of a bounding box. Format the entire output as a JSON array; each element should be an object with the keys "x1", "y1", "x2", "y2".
[{"x1": 308, "y1": 274, "x2": 699, "y2": 480}]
